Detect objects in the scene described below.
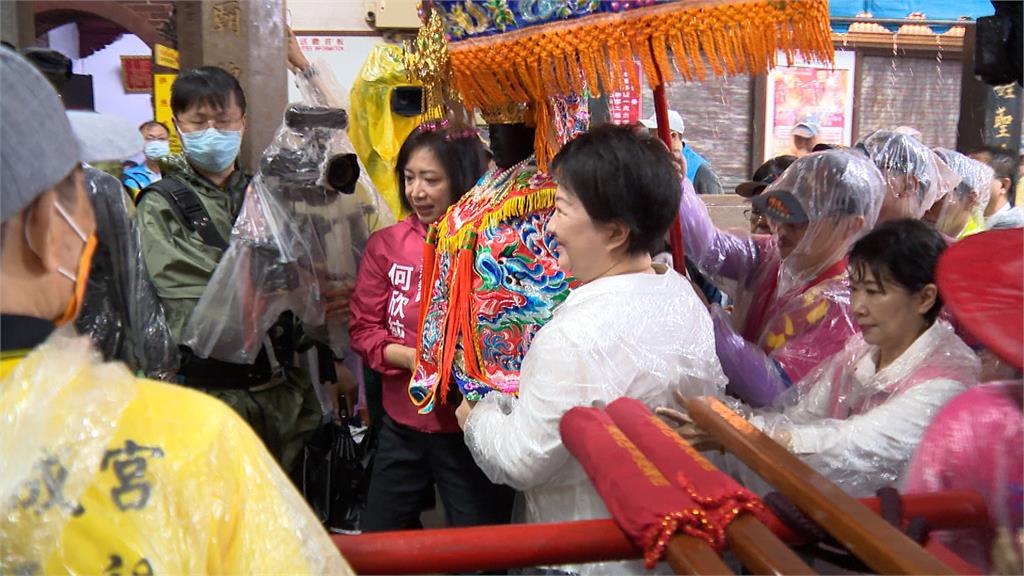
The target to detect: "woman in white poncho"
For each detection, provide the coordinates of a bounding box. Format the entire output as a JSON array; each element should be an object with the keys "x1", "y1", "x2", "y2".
[
  {"x1": 662, "y1": 218, "x2": 980, "y2": 498},
  {"x1": 456, "y1": 125, "x2": 727, "y2": 575}
]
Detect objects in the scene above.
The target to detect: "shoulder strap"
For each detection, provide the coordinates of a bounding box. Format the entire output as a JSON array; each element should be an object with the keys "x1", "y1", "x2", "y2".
[{"x1": 137, "y1": 177, "x2": 229, "y2": 250}]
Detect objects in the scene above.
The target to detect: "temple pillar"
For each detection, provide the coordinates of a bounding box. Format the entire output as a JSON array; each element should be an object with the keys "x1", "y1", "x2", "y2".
[
  {"x1": 1, "y1": 1, "x2": 37, "y2": 48},
  {"x1": 176, "y1": 0, "x2": 288, "y2": 171}
]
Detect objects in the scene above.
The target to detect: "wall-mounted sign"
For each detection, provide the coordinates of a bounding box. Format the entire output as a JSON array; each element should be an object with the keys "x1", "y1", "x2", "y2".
[
  {"x1": 153, "y1": 73, "x2": 181, "y2": 154},
  {"x1": 763, "y1": 50, "x2": 856, "y2": 161},
  {"x1": 297, "y1": 35, "x2": 348, "y2": 53},
  {"x1": 121, "y1": 56, "x2": 153, "y2": 94},
  {"x1": 154, "y1": 44, "x2": 179, "y2": 70},
  {"x1": 986, "y1": 83, "x2": 1022, "y2": 153}
]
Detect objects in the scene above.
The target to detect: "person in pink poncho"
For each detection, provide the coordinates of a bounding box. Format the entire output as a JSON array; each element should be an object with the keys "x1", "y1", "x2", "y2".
[
  {"x1": 903, "y1": 227, "x2": 1024, "y2": 573},
  {"x1": 679, "y1": 149, "x2": 885, "y2": 407},
  {"x1": 662, "y1": 219, "x2": 980, "y2": 498}
]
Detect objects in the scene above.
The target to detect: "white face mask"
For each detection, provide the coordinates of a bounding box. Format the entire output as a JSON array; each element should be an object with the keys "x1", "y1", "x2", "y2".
[
  {"x1": 24, "y1": 200, "x2": 87, "y2": 282},
  {"x1": 24, "y1": 199, "x2": 99, "y2": 326}
]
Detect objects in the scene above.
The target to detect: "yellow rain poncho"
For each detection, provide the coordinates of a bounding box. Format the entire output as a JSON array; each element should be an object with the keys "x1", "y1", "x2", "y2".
[
  {"x1": 349, "y1": 43, "x2": 422, "y2": 219},
  {"x1": 1, "y1": 330, "x2": 352, "y2": 575}
]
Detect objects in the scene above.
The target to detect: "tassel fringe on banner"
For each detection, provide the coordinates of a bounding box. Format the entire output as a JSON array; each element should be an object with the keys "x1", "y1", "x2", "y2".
[
  {"x1": 432, "y1": 187, "x2": 557, "y2": 254},
  {"x1": 442, "y1": 0, "x2": 833, "y2": 167}
]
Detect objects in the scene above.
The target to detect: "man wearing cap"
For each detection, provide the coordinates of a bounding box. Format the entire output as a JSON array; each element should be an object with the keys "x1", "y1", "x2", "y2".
[
  {"x1": 0, "y1": 47, "x2": 352, "y2": 574},
  {"x1": 135, "y1": 66, "x2": 320, "y2": 475},
  {"x1": 790, "y1": 119, "x2": 819, "y2": 157},
  {"x1": 18, "y1": 50, "x2": 180, "y2": 381},
  {"x1": 735, "y1": 155, "x2": 796, "y2": 235},
  {"x1": 641, "y1": 109, "x2": 723, "y2": 195},
  {"x1": 678, "y1": 149, "x2": 885, "y2": 407}
]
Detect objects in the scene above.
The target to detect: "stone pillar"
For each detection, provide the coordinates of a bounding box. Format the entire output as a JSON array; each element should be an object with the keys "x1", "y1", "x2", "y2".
[
  {"x1": 1, "y1": 0, "x2": 37, "y2": 48},
  {"x1": 175, "y1": 0, "x2": 288, "y2": 171}
]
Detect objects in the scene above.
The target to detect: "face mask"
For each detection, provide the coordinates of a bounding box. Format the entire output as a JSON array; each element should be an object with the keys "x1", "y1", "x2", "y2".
[
  {"x1": 178, "y1": 126, "x2": 241, "y2": 173},
  {"x1": 24, "y1": 200, "x2": 99, "y2": 326},
  {"x1": 144, "y1": 140, "x2": 170, "y2": 160}
]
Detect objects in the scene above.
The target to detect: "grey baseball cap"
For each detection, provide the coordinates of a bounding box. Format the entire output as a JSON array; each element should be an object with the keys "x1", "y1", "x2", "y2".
[
  {"x1": 1, "y1": 47, "x2": 79, "y2": 221},
  {"x1": 1, "y1": 47, "x2": 142, "y2": 222}
]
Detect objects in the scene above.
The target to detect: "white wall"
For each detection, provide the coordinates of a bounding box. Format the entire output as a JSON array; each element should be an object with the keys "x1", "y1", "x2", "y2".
[
  {"x1": 71, "y1": 32, "x2": 153, "y2": 129},
  {"x1": 287, "y1": 34, "x2": 386, "y2": 102},
  {"x1": 47, "y1": 21, "x2": 79, "y2": 59},
  {"x1": 288, "y1": 0, "x2": 373, "y2": 32}
]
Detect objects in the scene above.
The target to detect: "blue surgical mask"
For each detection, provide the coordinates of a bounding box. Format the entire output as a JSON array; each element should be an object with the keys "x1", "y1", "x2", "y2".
[
  {"x1": 144, "y1": 140, "x2": 170, "y2": 160},
  {"x1": 178, "y1": 127, "x2": 241, "y2": 173}
]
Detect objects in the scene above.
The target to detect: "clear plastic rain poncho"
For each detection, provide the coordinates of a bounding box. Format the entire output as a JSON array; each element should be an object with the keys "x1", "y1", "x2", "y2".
[
  {"x1": 182, "y1": 64, "x2": 394, "y2": 363},
  {"x1": 855, "y1": 129, "x2": 960, "y2": 221},
  {"x1": 464, "y1": 268, "x2": 727, "y2": 576},
  {"x1": 716, "y1": 319, "x2": 980, "y2": 499},
  {"x1": 680, "y1": 150, "x2": 885, "y2": 406},
  {"x1": 1, "y1": 330, "x2": 352, "y2": 574},
  {"x1": 926, "y1": 148, "x2": 993, "y2": 238},
  {"x1": 75, "y1": 166, "x2": 178, "y2": 380}
]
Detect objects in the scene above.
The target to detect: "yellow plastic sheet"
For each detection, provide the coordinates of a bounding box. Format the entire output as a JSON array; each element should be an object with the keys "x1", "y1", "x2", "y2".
[
  {"x1": 1, "y1": 331, "x2": 352, "y2": 575},
  {"x1": 349, "y1": 43, "x2": 422, "y2": 219}
]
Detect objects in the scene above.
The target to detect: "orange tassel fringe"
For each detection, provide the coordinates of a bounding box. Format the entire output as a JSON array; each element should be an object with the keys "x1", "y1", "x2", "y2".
[{"x1": 446, "y1": 0, "x2": 833, "y2": 169}]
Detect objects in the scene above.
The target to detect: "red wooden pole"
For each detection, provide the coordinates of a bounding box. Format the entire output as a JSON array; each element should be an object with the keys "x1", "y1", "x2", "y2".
[
  {"x1": 653, "y1": 83, "x2": 687, "y2": 276},
  {"x1": 333, "y1": 491, "x2": 988, "y2": 574},
  {"x1": 334, "y1": 519, "x2": 639, "y2": 574}
]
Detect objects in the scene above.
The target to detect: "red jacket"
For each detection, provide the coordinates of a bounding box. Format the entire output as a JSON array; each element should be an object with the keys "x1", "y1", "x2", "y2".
[{"x1": 350, "y1": 216, "x2": 459, "y2": 433}]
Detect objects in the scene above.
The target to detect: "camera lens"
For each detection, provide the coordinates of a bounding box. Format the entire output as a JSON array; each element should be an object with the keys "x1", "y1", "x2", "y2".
[{"x1": 325, "y1": 153, "x2": 360, "y2": 194}]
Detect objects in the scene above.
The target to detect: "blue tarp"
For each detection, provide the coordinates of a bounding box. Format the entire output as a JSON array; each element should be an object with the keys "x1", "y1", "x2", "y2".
[{"x1": 830, "y1": 0, "x2": 996, "y2": 33}]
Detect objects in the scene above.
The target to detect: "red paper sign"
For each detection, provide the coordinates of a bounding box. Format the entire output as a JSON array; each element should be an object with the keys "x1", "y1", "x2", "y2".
[{"x1": 121, "y1": 56, "x2": 153, "y2": 94}]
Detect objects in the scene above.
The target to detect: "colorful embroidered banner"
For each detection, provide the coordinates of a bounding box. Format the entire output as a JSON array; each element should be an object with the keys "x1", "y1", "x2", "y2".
[{"x1": 410, "y1": 159, "x2": 573, "y2": 411}]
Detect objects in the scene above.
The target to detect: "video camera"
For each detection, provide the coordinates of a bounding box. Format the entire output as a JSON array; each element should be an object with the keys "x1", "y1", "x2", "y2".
[{"x1": 260, "y1": 105, "x2": 361, "y2": 202}]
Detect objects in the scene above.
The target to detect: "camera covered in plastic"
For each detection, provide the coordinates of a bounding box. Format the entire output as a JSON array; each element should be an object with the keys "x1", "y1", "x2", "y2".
[
  {"x1": 182, "y1": 63, "x2": 394, "y2": 363},
  {"x1": 260, "y1": 104, "x2": 361, "y2": 203}
]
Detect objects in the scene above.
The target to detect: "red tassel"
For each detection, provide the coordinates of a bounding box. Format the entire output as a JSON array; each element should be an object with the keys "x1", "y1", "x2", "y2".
[{"x1": 437, "y1": 232, "x2": 477, "y2": 404}]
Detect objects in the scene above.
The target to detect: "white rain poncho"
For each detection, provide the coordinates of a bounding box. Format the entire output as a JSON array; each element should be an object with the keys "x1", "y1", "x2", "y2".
[
  {"x1": 680, "y1": 150, "x2": 885, "y2": 406},
  {"x1": 182, "y1": 64, "x2": 394, "y2": 363},
  {"x1": 855, "y1": 129, "x2": 960, "y2": 221},
  {"x1": 926, "y1": 148, "x2": 994, "y2": 238},
  {"x1": 1, "y1": 330, "x2": 351, "y2": 574},
  {"x1": 464, "y1": 267, "x2": 727, "y2": 576},
  {"x1": 726, "y1": 320, "x2": 980, "y2": 498}
]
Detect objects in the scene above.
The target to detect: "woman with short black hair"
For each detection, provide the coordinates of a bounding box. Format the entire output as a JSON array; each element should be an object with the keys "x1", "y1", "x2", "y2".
[
  {"x1": 662, "y1": 219, "x2": 980, "y2": 497},
  {"x1": 457, "y1": 124, "x2": 727, "y2": 575}
]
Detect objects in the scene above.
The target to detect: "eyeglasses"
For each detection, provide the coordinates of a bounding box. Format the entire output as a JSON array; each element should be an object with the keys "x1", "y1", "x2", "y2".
[
  {"x1": 175, "y1": 116, "x2": 244, "y2": 132},
  {"x1": 743, "y1": 209, "x2": 766, "y2": 223}
]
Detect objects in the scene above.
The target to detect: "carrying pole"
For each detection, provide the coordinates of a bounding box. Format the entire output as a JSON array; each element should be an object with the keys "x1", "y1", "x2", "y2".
[{"x1": 652, "y1": 69, "x2": 687, "y2": 277}]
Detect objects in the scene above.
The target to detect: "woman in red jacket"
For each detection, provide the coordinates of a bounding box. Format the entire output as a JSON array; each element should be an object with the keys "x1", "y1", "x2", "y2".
[{"x1": 350, "y1": 123, "x2": 512, "y2": 531}]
